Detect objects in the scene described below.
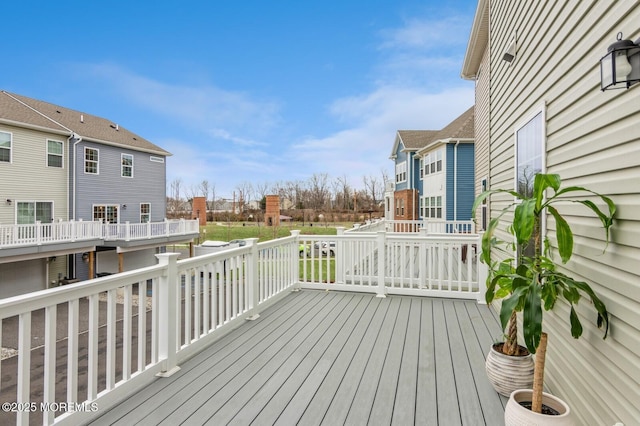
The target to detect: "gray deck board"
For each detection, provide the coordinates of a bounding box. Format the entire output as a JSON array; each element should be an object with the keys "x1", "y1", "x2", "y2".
[{"x1": 89, "y1": 290, "x2": 506, "y2": 426}]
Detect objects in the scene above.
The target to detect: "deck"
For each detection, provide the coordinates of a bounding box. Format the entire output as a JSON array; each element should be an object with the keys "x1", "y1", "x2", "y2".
[{"x1": 88, "y1": 290, "x2": 507, "y2": 425}]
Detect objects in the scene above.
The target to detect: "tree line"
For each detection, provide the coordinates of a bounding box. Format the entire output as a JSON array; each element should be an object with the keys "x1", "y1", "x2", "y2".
[{"x1": 166, "y1": 170, "x2": 390, "y2": 220}]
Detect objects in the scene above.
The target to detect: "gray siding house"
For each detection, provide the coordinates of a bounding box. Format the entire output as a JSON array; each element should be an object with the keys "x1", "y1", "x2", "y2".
[{"x1": 0, "y1": 91, "x2": 198, "y2": 295}]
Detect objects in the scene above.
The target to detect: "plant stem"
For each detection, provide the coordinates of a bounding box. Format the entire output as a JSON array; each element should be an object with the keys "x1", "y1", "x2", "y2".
[
  {"x1": 503, "y1": 310, "x2": 519, "y2": 356},
  {"x1": 532, "y1": 332, "x2": 548, "y2": 413}
]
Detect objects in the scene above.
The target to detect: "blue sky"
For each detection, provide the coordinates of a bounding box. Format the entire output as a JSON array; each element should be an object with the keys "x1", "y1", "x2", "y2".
[{"x1": 4, "y1": 0, "x2": 476, "y2": 199}]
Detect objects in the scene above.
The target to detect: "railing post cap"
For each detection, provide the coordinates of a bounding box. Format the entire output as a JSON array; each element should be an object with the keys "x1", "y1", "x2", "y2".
[
  {"x1": 155, "y1": 252, "x2": 181, "y2": 264},
  {"x1": 245, "y1": 237, "x2": 259, "y2": 246},
  {"x1": 290, "y1": 230, "x2": 301, "y2": 237}
]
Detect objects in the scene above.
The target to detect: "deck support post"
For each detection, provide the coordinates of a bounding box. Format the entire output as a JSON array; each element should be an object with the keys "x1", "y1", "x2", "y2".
[
  {"x1": 155, "y1": 252, "x2": 181, "y2": 377},
  {"x1": 376, "y1": 231, "x2": 387, "y2": 298},
  {"x1": 246, "y1": 238, "x2": 261, "y2": 320},
  {"x1": 290, "y1": 230, "x2": 301, "y2": 292}
]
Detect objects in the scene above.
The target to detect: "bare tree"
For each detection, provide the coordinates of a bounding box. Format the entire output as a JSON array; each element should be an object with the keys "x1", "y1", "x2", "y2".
[
  {"x1": 167, "y1": 178, "x2": 183, "y2": 215},
  {"x1": 234, "y1": 181, "x2": 254, "y2": 214},
  {"x1": 363, "y1": 175, "x2": 381, "y2": 208},
  {"x1": 307, "y1": 173, "x2": 330, "y2": 210}
]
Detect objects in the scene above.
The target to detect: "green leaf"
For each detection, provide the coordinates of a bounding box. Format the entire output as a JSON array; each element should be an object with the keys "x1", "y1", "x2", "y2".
[
  {"x1": 569, "y1": 306, "x2": 583, "y2": 338},
  {"x1": 523, "y1": 284, "x2": 542, "y2": 354},
  {"x1": 499, "y1": 287, "x2": 526, "y2": 331},
  {"x1": 514, "y1": 199, "x2": 536, "y2": 245},
  {"x1": 548, "y1": 205, "x2": 573, "y2": 263}
]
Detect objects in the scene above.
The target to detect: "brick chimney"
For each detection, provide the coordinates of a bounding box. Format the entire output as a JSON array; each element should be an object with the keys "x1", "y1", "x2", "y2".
[{"x1": 265, "y1": 195, "x2": 280, "y2": 227}]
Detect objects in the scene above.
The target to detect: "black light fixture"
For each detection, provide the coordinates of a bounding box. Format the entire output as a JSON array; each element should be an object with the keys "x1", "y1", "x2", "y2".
[
  {"x1": 6, "y1": 199, "x2": 11, "y2": 205},
  {"x1": 600, "y1": 32, "x2": 640, "y2": 91},
  {"x1": 122, "y1": 204, "x2": 127, "y2": 210}
]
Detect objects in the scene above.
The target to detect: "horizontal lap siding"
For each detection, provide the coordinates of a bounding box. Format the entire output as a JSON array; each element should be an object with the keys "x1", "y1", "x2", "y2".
[{"x1": 486, "y1": 1, "x2": 640, "y2": 424}]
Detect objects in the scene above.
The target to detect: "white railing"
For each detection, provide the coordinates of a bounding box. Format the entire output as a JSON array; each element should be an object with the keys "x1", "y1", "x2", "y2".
[
  {"x1": 0, "y1": 229, "x2": 485, "y2": 425},
  {"x1": 297, "y1": 230, "x2": 486, "y2": 301},
  {"x1": 383, "y1": 219, "x2": 475, "y2": 234},
  {"x1": 0, "y1": 219, "x2": 199, "y2": 250}
]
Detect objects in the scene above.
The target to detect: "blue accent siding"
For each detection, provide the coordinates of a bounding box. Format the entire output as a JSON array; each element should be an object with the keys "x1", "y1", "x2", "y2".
[{"x1": 445, "y1": 143, "x2": 475, "y2": 221}]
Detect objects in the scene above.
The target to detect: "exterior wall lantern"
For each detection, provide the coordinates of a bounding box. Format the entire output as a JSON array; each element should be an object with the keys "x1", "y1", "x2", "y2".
[{"x1": 600, "y1": 32, "x2": 640, "y2": 90}]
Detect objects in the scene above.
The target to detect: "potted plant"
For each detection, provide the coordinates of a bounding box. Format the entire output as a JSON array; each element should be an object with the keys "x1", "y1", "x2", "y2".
[{"x1": 472, "y1": 173, "x2": 615, "y2": 423}]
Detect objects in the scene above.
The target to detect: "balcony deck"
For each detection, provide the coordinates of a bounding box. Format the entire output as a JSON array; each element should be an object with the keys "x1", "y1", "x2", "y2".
[{"x1": 89, "y1": 290, "x2": 507, "y2": 426}]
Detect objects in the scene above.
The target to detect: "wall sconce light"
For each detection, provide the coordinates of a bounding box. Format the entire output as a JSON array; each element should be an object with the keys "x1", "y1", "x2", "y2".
[
  {"x1": 600, "y1": 32, "x2": 640, "y2": 91},
  {"x1": 82, "y1": 252, "x2": 90, "y2": 264},
  {"x1": 122, "y1": 204, "x2": 127, "y2": 210},
  {"x1": 6, "y1": 199, "x2": 11, "y2": 205},
  {"x1": 503, "y1": 37, "x2": 517, "y2": 63}
]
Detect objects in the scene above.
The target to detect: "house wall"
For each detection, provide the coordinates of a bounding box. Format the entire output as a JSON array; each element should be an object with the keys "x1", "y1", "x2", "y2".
[
  {"x1": 481, "y1": 1, "x2": 640, "y2": 424},
  {"x1": 474, "y1": 44, "x2": 491, "y2": 230},
  {"x1": 393, "y1": 189, "x2": 418, "y2": 220},
  {"x1": 445, "y1": 143, "x2": 475, "y2": 221},
  {"x1": 0, "y1": 124, "x2": 69, "y2": 291},
  {"x1": 0, "y1": 124, "x2": 68, "y2": 223},
  {"x1": 73, "y1": 140, "x2": 167, "y2": 223}
]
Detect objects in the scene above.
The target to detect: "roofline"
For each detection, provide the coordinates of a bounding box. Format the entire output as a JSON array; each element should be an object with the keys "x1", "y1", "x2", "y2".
[
  {"x1": 80, "y1": 136, "x2": 172, "y2": 157},
  {"x1": 416, "y1": 138, "x2": 475, "y2": 155},
  {"x1": 461, "y1": 0, "x2": 489, "y2": 80},
  {"x1": 0, "y1": 118, "x2": 72, "y2": 137}
]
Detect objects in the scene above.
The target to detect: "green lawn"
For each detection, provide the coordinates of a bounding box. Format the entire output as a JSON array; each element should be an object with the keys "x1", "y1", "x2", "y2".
[
  {"x1": 199, "y1": 222, "x2": 352, "y2": 243},
  {"x1": 299, "y1": 258, "x2": 335, "y2": 283}
]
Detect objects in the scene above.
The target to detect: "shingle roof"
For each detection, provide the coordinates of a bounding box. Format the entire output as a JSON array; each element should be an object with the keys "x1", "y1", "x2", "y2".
[
  {"x1": 0, "y1": 91, "x2": 170, "y2": 156},
  {"x1": 397, "y1": 130, "x2": 441, "y2": 149},
  {"x1": 430, "y1": 106, "x2": 475, "y2": 142},
  {"x1": 394, "y1": 106, "x2": 475, "y2": 156}
]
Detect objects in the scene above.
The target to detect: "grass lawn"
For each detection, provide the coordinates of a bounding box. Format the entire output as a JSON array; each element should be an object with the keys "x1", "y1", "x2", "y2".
[
  {"x1": 199, "y1": 222, "x2": 353, "y2": 243},
  {"x1": 299, "y1": 258, "x2": 335, "y2": 283}
]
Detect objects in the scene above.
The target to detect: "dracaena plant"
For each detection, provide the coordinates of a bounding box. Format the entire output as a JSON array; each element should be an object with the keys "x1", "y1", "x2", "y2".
[{"x1": 472, "y1": 173, "x2": 615, "y2": 355}]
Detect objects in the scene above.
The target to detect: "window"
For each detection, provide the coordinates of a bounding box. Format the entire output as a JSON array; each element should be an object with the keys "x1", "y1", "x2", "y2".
[
  {"x1": 17, "y1": 201, "x2": 53, "y2": 224},
  {"x1": 93, "y1": 205, "x2": 119, "y2": 223},
  {"x1": 419, "y1": 157, "x2": 424, "y2": 179},
  {"x1": 481, "y1": 178, "x2": 488, "y2": 231},
  {"x1": 515, "y1": 111, "x2": 544, "y2": 197},
  {"x1": 395, "y1": 162, "x2": 407, "y2": 183},
  {"x1": 424, "y1": 150, "x2": 443, "y2": 176},
  {"x1": 47, "y1": 140, "x2": 63, "y2": 168},
  {"x1": 424, "y1": 196, "x2": 442, "y2": 219},
  {"x1": 122, "y1": 153, "x2": 133, "y2": 177},
  {"x1": 515, "y1": 108, "x2": 545, "y2": 257},
  {"x1": 140, "y1": 203, "x2": 150, "y2": 223},
  {"x1": 85, "y1": 147, "x2": 99, "y2": 174},
  {"x1": 0, "y1": 131, "x2": 11, "y2": 162}
]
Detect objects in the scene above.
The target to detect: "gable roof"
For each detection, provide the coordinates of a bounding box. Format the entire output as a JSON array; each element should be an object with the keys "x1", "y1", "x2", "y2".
[
  {"x1": 0, "y1": 91, "x2": 171, "y2": 156},
  {"x1": 432, "y1": 105, "x2": 475, "y2": 141},
  {"x1": 461, "y1": 0, "x2": 489, "y2": 79},
  {"x1": 391, "y1": 106, "x2": 475, "y2": 159}
]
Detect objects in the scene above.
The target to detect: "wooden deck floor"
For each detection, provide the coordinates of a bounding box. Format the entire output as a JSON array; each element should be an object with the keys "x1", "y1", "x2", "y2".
[{"x1": 88, "y1": 290, "x2": 507, "y2": 426}]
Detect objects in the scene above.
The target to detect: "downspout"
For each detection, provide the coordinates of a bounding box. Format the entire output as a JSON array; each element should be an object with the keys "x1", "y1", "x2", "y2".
[
  {"x1": 69, "y1": 133, "x2": 83, "y2": 220},
  {"x1": 454, "y1": 141, "x2": 460, "y2": 221}
]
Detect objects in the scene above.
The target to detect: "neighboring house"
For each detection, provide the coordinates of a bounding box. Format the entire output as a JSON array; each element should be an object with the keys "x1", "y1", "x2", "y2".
[
  {"x1": 389, "y1": 106, "x2": 475, "y2": 224},
  {"x1": 416, "y1": 107, "x2": 475, "y2": 224},
  {"x1": 462, "y1": 1, "x2": 639, "y2": 424},
  {"x1": 389, "y1": 130, "x2": 439, "y2": 220},
  {"x1": 0, "y1": 91, "x2": 198, "y2": 298}
]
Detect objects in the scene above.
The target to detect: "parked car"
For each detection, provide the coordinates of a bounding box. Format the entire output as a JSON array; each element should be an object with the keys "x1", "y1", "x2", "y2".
[{"x1": 313, "y1": 241, "x2": 336, "y2": 257}]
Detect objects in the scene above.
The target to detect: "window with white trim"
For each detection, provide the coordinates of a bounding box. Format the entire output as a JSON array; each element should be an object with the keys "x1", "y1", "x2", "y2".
[
  {"x1": 425, "y1": 149, "x2": 443, "y2": 175},
  {"x1": 0, "y1": 131, "x2": 11, "y2": 163},
  {"x1": 419, "y1": 157, "x2": 424, "y2": 179},
  {"x1": 140, "y1": 203, "x2": 150, "y2": 223},
  {"x1": 85, "y1": 147, "x2": 99, "y2": 174},
  {"x1": 515, "y1": 111, "x2": 544, "y2": 197},
  {"x1": 395, "y1": 161, "x2": 407, "y2": 183},
  {"x1": 424, "y1": 196, "x2": 442, "y2": 219},
  {"x1": 17, "y1": 201, "x2": 53, "y2": 224},
  {"x1": 122, "y1": 153, "x2": 133, "y2": 177},
  {"x1": 93, "y1": 205, "x2": 119, "y2": 223},
  {"x1": 515, "y1": 108, "x2": 545, "y2": 257},
  {"x1": 47, "y1": 140, "x2": 63, "y2": 168}
]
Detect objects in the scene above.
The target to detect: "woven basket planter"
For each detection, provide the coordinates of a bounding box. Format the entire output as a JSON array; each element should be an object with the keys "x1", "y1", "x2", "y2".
[{"x1": 486, "y1": 343, "x2": 535, "y2": 397}]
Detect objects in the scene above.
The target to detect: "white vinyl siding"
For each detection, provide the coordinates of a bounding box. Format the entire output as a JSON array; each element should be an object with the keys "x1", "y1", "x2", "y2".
[{"x1": 476, "y1": 1, "x2": 640, "y2": 424}]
